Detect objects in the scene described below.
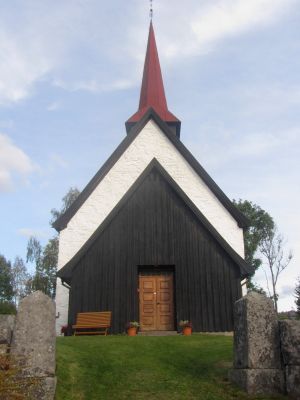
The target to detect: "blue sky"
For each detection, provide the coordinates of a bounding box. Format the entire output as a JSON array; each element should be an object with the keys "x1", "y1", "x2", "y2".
[{"x1": 0, "y1": 0, "x2": 299, "y2": 311}]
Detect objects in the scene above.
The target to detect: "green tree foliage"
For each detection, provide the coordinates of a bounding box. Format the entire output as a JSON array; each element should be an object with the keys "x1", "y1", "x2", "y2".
[
  {"x1": 0, "y1": 254, "x2": 13, "y2": 301},
  {"x1": 0, "y1": 254, "x2": 16, "y2": 314},
  {"x1": 26, "y1": 187, "x2": 80, "y2": 299},
  {"x1": 294, "y1": 277, "x2": 300, "y2": 317},
  {"x1": 233, "y1": 199, "x2": 274, "y2": 291},
  {"x1": 234, "y1": 200, "x2": 293, "y2": 311},
  {"x1": 11, "y1": 256, "x2": 29, "y2": 305},
  {"x1": 50, "y1": 186, "x2": 81, "y2": 224},
  {"x1": 26, "y1": 236, "x2": 58, "y2": 299},
  {"x1": 0, "y1": 301, "x2": 16, "y2": 314}
]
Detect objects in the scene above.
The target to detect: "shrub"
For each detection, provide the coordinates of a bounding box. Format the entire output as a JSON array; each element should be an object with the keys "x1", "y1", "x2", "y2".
[
  {"x1": 126, "y1": 321, "x2": 140, "y2": 329},
  {"x1": 0, "y1": 301, "x2": 16, "y2": 315},
  {"x1": 179, "y1": 320, "x2": 192, "y2": 328}
]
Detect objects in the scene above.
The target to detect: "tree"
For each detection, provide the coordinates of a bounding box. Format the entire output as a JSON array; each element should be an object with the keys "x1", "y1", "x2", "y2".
[
  {"x1": 26, "y1": 236, "x2": 58, "y2": 299},
  {"x1": 50, "y1": 186, "x2": 81, "y2": 224},
  {"x1": 259, "y1": 226, "x2": 293, "y2": 313},
  {"x1": 11, "y1": 256, "x2": 29, "y2": 305},
  {"x1": 0, "y1": 254, "x2": 13, "y2": 301},
  {"x1": 295, "y1": 278, "x2": 300, "y2": 317},
  {"x1": 26, "y1": 187, "x2": 80, "y2": 298},
  {"x1": 0, "y1": 254, "x2": 16, "y2": 314},
  {"x1": 233, "y1": 199, "x2": 274, "y2": 291}
]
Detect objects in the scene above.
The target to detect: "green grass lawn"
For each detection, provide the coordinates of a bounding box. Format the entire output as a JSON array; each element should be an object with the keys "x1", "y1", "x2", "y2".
[{"x1": 56, "y1": 334, "x2": 287, "y2": 400}]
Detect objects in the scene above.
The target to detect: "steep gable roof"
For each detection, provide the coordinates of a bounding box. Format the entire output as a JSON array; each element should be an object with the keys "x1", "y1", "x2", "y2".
[
  {"x1": 53, "y1": 108, "x2": 249, "y2": 232},
  {"x1": 57, "y1": 158, "x2": 253, "y2": 283}
]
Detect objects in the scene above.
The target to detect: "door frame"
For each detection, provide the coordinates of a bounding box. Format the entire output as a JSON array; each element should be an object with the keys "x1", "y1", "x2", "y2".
[{"x1": 137, "y1": 265, "x2": 176, "y2": 331}]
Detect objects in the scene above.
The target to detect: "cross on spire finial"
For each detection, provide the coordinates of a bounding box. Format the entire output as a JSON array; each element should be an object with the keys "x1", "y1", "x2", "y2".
[{"x1": 150, "y1": 0, "x2": 153, "y2": 20}]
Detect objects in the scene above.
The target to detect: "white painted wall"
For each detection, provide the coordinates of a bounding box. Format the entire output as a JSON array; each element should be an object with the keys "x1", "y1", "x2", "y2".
[
  {"x1": 55, "y1": 119, "x2": 245, "y2": 334},
  {"x1": 55, "y1": 279, "x2": 69, "y2": 335},
  {"x1": 241, "y1": 279, "x2": 248, "y2": 296}
]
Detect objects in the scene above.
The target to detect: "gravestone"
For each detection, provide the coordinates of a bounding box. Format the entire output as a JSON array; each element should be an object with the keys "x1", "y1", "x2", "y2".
[
  {"x1": 11, "y1": 291, "x2": 56, "y2": 399},
  {"x1": 280, "y1": 320, "x2": 300, "y2": 399},
  {"x1": 229, "y1": 292, "x2": 284, "y2": 395}
]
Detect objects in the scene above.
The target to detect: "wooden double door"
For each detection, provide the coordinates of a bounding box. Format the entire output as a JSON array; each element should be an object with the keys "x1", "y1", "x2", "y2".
[{"x1": 139, "y1": 270, "x2": 174, "y2": 331}]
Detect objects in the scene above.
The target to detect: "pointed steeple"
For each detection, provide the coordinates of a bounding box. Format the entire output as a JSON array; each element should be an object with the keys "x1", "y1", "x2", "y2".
[{"x1": 126, "y1": 22, "x2": 181, "y2": 138}]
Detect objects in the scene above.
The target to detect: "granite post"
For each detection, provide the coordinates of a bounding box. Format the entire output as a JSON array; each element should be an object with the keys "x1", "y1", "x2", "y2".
[
  {"x1": 229, "y1": 292, "x2": 284, "y2": 395},
  {"x1": 11, "y1": 291, "x2": 56, "y2": 399},
  {"x1": 280, "y1": 320, "x2": 300, "y2": 399}
]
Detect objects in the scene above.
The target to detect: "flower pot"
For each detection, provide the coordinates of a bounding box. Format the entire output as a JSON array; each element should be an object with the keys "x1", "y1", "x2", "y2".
[
  {"x1": 127, "y1": 327, "x2": 137, "y2": 336},
  {"x1": 182, "y1": 326, "x2": 192, "y2": 336}
]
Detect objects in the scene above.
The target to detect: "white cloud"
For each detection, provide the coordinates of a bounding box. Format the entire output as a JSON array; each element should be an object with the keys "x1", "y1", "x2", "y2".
[
  {"x1": 0, "y1": 119, "x2": 14, "y2": 129},
  {"x1": 53, "y1": 78, "x2": 134, "y2": 93},
  {"x1": 0, "y1": 2, "x2": 140, "y2": 104},
  {"x1": 154, "y1": 0, "x2": 297, "y2": 58},
  {"x1": 47, "y1": 101, "x2": 61, "y2": 111},
  {"x1": 189, "y1": 125, "x2": 300, "y2": 170},
  {"x1": 191, "y1": 0, "x2": 295, "y2": 51},
  {"x1": 279, "y1": 284, "x2": 295, "y2": 299},
  {"x1": 53, "y1": 79, "x2": 98, "y2": 93},
  {"x1": 0, "y1": 133, "x2": 35, "y2": 191},
  {"x1": 0, "y1": 0, "x2": 296, "y2": 105},
  {"x1": 237, "y1": 85, "x2": 300, "y2": 117},
  {"x1": 17, "y1": 228, "x2": 49, "y2": 239},
  {"x1": 0, "y1": 2, "x2": 88, "y2": 105},
  {"x1": 0, "y1": 27, "x2": 53, "y2": 104},
  {"x1": 50, "y1": 153, "x2": 68, "y2": 169}
]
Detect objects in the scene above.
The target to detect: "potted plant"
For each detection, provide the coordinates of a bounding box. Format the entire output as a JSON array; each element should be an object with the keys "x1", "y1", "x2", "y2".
[
  {"x1": 179, "y1": 320, "x2": 192, "y2": 336},
  {"x1": 61, "y1": 324, "x2": 73, "y2": 336},
  {"x1": 127, "y1": 321, "x2": 140, "y2": 336}
]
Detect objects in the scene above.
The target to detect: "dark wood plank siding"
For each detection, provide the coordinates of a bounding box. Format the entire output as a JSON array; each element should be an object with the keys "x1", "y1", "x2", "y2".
[{"x1": 69, "y1": 169, "x2": 242, "y2": 333}]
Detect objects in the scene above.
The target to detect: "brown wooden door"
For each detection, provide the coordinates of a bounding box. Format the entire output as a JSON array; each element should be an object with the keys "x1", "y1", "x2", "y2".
[{"x1": 139, "y1": 272, "x2": 174, "y2": 331}]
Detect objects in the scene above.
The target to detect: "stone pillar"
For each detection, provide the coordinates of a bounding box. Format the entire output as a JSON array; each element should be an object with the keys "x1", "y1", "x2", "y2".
[
  {"x1": 280, "y1": 320, "x2": 300, "y2": 399},
  {"x1": 229, "y1": 292, "x2": 284, "y2": 395},
  {"x1": 11, "y1": 291, "x2": 56, "y2": 399}
]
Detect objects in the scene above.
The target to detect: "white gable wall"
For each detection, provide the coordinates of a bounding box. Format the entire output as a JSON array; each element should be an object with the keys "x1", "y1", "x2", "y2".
[{"x1": 56, "y1": 119, "x2": 245, "y2": 334}]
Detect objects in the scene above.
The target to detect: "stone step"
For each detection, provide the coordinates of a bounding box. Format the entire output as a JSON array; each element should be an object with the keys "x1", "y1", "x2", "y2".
[{"x1": 138, "y1": 330, "x2": 178, "y2": 336}]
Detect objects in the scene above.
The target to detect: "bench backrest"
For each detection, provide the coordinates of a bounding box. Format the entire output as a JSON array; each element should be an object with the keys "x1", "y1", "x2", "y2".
[{"x1": 75, "y1": 311, "x2": 111, "y2": 327}]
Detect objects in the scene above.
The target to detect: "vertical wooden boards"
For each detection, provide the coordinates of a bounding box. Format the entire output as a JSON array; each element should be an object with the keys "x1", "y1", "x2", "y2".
[{"x1": 69, "y1": 169, "x2": 243, "y2": 333}]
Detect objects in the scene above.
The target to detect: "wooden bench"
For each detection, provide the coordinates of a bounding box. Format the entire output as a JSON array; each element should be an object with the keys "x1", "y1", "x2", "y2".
[{"x1": 72, "y1": 311, "x2": 111, "y2": 336}]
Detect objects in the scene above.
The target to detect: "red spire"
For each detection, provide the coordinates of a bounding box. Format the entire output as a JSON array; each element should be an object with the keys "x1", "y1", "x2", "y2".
[{"x1": 126, "y1": 22, "x2": 180, "y2": 136}]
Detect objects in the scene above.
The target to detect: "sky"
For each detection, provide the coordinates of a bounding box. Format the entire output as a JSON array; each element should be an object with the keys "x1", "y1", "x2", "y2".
[{"x1": 0, "y1": 0, "x2": 299, "y2": 311}]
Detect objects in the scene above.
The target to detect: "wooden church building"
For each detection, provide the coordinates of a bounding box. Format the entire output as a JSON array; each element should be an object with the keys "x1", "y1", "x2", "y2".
[{"x1": 54, "y1": 22, "x2": 253, "y2": 334}]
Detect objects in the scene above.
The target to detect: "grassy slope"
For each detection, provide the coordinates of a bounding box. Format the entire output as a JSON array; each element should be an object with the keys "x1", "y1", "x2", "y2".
[{"x1": 56, "y1": 335, "x2": 287, "y2": 400}]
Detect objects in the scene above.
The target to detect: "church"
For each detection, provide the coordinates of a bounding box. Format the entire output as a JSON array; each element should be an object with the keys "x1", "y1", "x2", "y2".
[{"x1": 54, "y1": 22, "x2": 253, "y2": 335}]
